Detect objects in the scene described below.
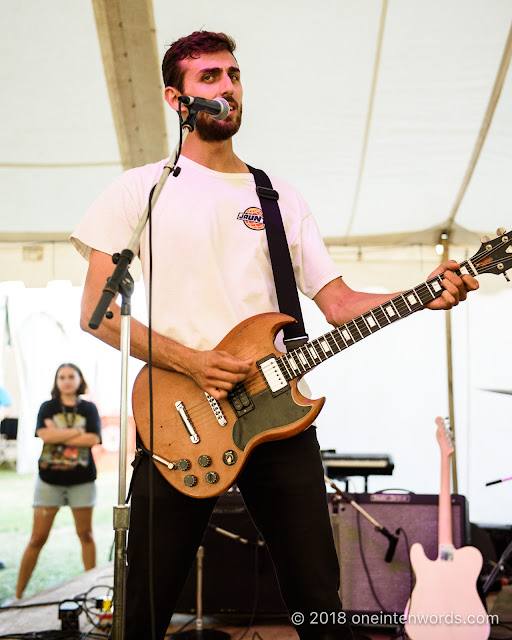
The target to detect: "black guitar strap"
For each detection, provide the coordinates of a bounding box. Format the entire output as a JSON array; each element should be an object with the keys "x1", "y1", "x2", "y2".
[{"x1": 246, "y1": 165, "x2": 308, "y2": 351}]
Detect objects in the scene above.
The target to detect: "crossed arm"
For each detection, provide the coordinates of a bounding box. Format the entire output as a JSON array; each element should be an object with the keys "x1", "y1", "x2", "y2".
[
  {"x1": 37, "y1": 419, "x2": 100, "y2": 448},
  {"x1": 80, "y1": 249, "x2": 478, "y2": 401}
]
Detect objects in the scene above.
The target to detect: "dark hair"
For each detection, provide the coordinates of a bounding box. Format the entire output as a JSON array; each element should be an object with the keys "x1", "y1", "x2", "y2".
[
  {"x1": 162, "y1": 30, "x2": 237, "y2": 91},
  {"x1": 51, "y1": 363, "x2": 88, "y2": 399}
]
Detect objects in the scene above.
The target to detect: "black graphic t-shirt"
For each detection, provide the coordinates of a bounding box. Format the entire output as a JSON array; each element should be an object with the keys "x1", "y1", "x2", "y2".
[{"x1": 35, "y1": 398, "x2": 102, "y2": 486}]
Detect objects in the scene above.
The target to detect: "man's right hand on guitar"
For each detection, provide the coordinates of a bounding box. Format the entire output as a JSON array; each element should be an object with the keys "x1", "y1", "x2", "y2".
[{"x1": 184, "y1": 350, "x2": 253, "y2": 401}]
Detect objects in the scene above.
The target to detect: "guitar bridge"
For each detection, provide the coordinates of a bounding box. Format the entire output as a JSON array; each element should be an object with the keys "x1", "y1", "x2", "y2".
[
  {"x1": 175, "y1": 401, "x2": 200, "y2": 444},
  {"x1": 228, "y1": 383, "x2": 254, "y2": 418},
  {"x1": 439, "y1": 543, "x2": 455, "y2": 562}
]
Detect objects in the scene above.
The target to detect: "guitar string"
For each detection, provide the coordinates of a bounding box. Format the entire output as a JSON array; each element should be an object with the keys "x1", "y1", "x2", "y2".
[
  {"x1": 164, "y1": 279, "x2": 447, "y2": 421},
  {"x1": 159, "y1": 246, "x2": 511, "y2": 423},
  {"x1": 147, "y1": 260, "x2": 512, "y2": 479}
]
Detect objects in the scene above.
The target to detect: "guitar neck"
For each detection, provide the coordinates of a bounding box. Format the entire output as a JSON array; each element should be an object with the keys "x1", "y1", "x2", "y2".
[
  {"x1": 439, "y1": 450, "x2": 454, "y2": 549},
  {"x1": 276, "y1": 263, "x2": 471, "y2": 381}
]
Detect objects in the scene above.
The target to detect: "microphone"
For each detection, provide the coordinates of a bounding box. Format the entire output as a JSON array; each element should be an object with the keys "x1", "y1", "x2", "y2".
[
  {"x1": 178, "y1": 96, "x2": 230, "y2": 121},
  {"x1": 384, "y1": 529, "x2": 400, "y2": 563}
]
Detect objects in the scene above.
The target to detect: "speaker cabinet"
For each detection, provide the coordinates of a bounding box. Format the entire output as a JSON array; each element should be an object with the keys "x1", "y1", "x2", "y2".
[
  {"x1": 175, "y1": 490, "x2": 286, "y2": 615},
  {"x1": 329, "y1": 493, "x2": 469, "y2": 619}
]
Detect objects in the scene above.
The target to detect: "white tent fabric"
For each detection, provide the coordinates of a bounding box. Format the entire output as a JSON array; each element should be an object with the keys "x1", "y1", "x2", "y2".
[
  {"x1": 1, "y1": 1, "x2": 512, "y2": 526},
  {"x1": 1, "y1": 0, "x2": 511, "y2": 246}
]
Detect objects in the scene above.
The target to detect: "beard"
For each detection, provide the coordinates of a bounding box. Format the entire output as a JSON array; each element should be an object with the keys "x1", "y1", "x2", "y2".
[{"x1": 195, "y1": 103, "x2": 243, "y2": 142}]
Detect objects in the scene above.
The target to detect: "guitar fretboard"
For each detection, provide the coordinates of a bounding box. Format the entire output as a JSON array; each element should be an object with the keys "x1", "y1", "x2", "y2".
[{"x1": 277, "y1": 265, "x2": 468, "y2": 381}]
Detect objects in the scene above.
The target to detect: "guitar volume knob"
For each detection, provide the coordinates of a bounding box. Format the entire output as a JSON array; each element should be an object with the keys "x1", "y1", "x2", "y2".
[
  {"x1": 184, "y1": 475, "x2": 197, "y2": 487},
  {"x1": 198, "y1": 455, "x2": 212, "y2": 467},
  {"x1": 177, "y1": 458, "x2": 191, "y2": 471},
  {"x1": 205, "y1": 471, "x2": 219, "y2": 484}
]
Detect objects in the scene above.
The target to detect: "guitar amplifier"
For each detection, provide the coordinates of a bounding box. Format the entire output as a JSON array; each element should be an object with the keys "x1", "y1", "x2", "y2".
[
  {"x1": 329, "y1": 492, "x2": 470, "y2": 622},
  {"x1": 176, "y1": 491, "x2": 470, "y2": 621}
]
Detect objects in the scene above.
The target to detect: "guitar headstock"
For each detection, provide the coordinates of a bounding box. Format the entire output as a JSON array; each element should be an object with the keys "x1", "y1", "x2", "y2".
[
  {"x1": 435, "y1": 416, "x2": 455, "y2": 458},
  {"x1": 470, "y1": 228, "x2": 512, "y2": 280}
]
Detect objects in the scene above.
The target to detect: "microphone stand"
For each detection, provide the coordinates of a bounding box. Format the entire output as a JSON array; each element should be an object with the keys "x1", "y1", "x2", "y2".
[
  {"x1": 170, "y1": 546, "x2": 230, "y2": 639},
  {"x1": 486, "y1": 475, "x2": 512, "y2": 486},
  {"x1": 324, "y1": 476, "x2": 400, "y2": 563},
  {"x1": 483, "y1": 538, "x2": 512, "y2": 595},
  {"x1": 88, "y1": 109, "x2": 200, "y2": 640}
]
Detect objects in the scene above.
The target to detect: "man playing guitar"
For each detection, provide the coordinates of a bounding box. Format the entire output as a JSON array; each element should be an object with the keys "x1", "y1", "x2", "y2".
[{"x1": 72, "y1": 30, "x2": 478, "y2": 640}]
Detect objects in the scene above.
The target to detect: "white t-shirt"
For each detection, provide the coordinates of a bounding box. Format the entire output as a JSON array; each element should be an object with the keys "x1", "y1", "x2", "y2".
[{"x1": 71, "y1": 155, "x2": 340, "y2": 351}]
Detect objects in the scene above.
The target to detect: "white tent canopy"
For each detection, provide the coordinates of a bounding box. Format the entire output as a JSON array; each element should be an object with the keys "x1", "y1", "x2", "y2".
[
  {"x1": 1, "y1": 1, "x2": 512, "y2": 524},
  {"x1": 1, "y1": 0, "x2": 511, "y2": 248}
]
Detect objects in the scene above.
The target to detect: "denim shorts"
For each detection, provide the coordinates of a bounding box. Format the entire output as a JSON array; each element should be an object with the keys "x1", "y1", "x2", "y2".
[{"x1": 33, "y1": 477, "x2": 97, "y2": 508}]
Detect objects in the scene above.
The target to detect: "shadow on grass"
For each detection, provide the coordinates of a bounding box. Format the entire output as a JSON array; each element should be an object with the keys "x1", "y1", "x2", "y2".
[{"x1": 0, "y1": 467, "x2": 120, "y2": 603}]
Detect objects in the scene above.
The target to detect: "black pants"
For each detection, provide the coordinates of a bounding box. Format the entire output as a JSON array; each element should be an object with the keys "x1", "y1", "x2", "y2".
[{"x1": 125, "y1": 427, "x2": 353, "y2": 640}]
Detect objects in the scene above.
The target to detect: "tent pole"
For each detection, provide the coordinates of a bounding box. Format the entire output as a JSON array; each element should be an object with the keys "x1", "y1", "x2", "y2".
[{"x1": 441, "y1": 233, "x2": 458, "y2": 493}]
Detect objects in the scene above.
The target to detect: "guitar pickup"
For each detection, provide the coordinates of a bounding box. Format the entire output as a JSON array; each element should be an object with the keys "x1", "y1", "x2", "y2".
[
  {"x1": 228, "y1": 383, "x2": 254, "y2": 418},
  {"x1": 257, "y1": 355, "x2": 289, "y2": 396}
]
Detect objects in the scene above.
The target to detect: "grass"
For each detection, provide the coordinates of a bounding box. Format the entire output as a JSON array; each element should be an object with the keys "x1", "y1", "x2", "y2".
[{"x1": 0, "y1": 467, "x2": 120, "y2": 603}]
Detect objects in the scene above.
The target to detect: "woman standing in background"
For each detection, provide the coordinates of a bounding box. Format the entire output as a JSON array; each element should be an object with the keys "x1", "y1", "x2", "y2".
[{"x1": 12, "y1": 363, "x2": 101, "y2": 600}]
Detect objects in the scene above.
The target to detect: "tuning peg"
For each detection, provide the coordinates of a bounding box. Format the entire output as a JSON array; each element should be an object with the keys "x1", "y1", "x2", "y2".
[
  {"x1": 505, "y1": 273, "x2": 510, "y2": 283},
  {"x1": 497, "y1": 227, "x2": 506, "y2": 235},
  {"x1": 480, "y1": 235, "x2": 490, "y2": 243}
]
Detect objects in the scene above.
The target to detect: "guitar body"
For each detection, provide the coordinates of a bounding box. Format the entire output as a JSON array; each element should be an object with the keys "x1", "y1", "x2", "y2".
[
  {"x1": 132, "y1": 313, "x2": 324, "y2": 498},
  {"x1": 405, "y1": 543, "x2": 489, "y2": 640}
]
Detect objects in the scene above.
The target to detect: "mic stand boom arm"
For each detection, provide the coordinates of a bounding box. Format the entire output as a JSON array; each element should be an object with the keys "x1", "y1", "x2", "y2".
[
  {"x1": 324, "y1": 476, "x2": 399, "y2": 563},
  {"x1": 88, "y1": 110, "x2": 199, "y2": 640}
]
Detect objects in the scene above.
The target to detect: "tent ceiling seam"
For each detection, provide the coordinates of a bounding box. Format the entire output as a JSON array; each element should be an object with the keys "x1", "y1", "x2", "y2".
[
  {"x1": 344, "y1": 0, "x2": 388, "y2": 239},
  {"x1": 446, "y1": 19, "x2": 512, "y2": 232}
]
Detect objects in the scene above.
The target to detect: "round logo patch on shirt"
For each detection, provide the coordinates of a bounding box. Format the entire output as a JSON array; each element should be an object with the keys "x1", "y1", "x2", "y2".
[{"x1": 237, "y1": 207, "x2": 265, "y2": 230}]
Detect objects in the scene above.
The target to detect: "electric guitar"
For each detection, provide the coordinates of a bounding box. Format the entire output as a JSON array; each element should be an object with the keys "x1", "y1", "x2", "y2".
[
  {"x1": 404, "y1": 418, "x2": 490, "y2": 639},
  {"x1": 132, "y1": 228, "x2": 512, "y2": 498}
]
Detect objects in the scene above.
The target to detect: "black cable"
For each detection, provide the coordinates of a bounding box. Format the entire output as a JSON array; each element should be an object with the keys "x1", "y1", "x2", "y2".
[
  {"x1": 147, "y1": 183, "x2": 156, "y2": 640},
  {"x1": 355, "y1": 509, "x2": 387, "y2": 612},
  {"x1": 391, "y1": 526, "x2": 412, "y2": 640},
  {"x1": 0, "y1": 601, "x2": 63, "y2": 610},
  {"x1": 140, "y1": 108, "x2": 186, "y2": 640},
  {"x1": 396, "y1": 527, "x2": 413, "y2": 604},
  {"x1": 77, "y1": 584, "x2": 114, "y2": 637},
  {"x1": 178, "y1": 104, "x2": 184, "y2": 159},
  {"x1": 135, "y1": 108, "x2": 186, "y2": 639}
]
